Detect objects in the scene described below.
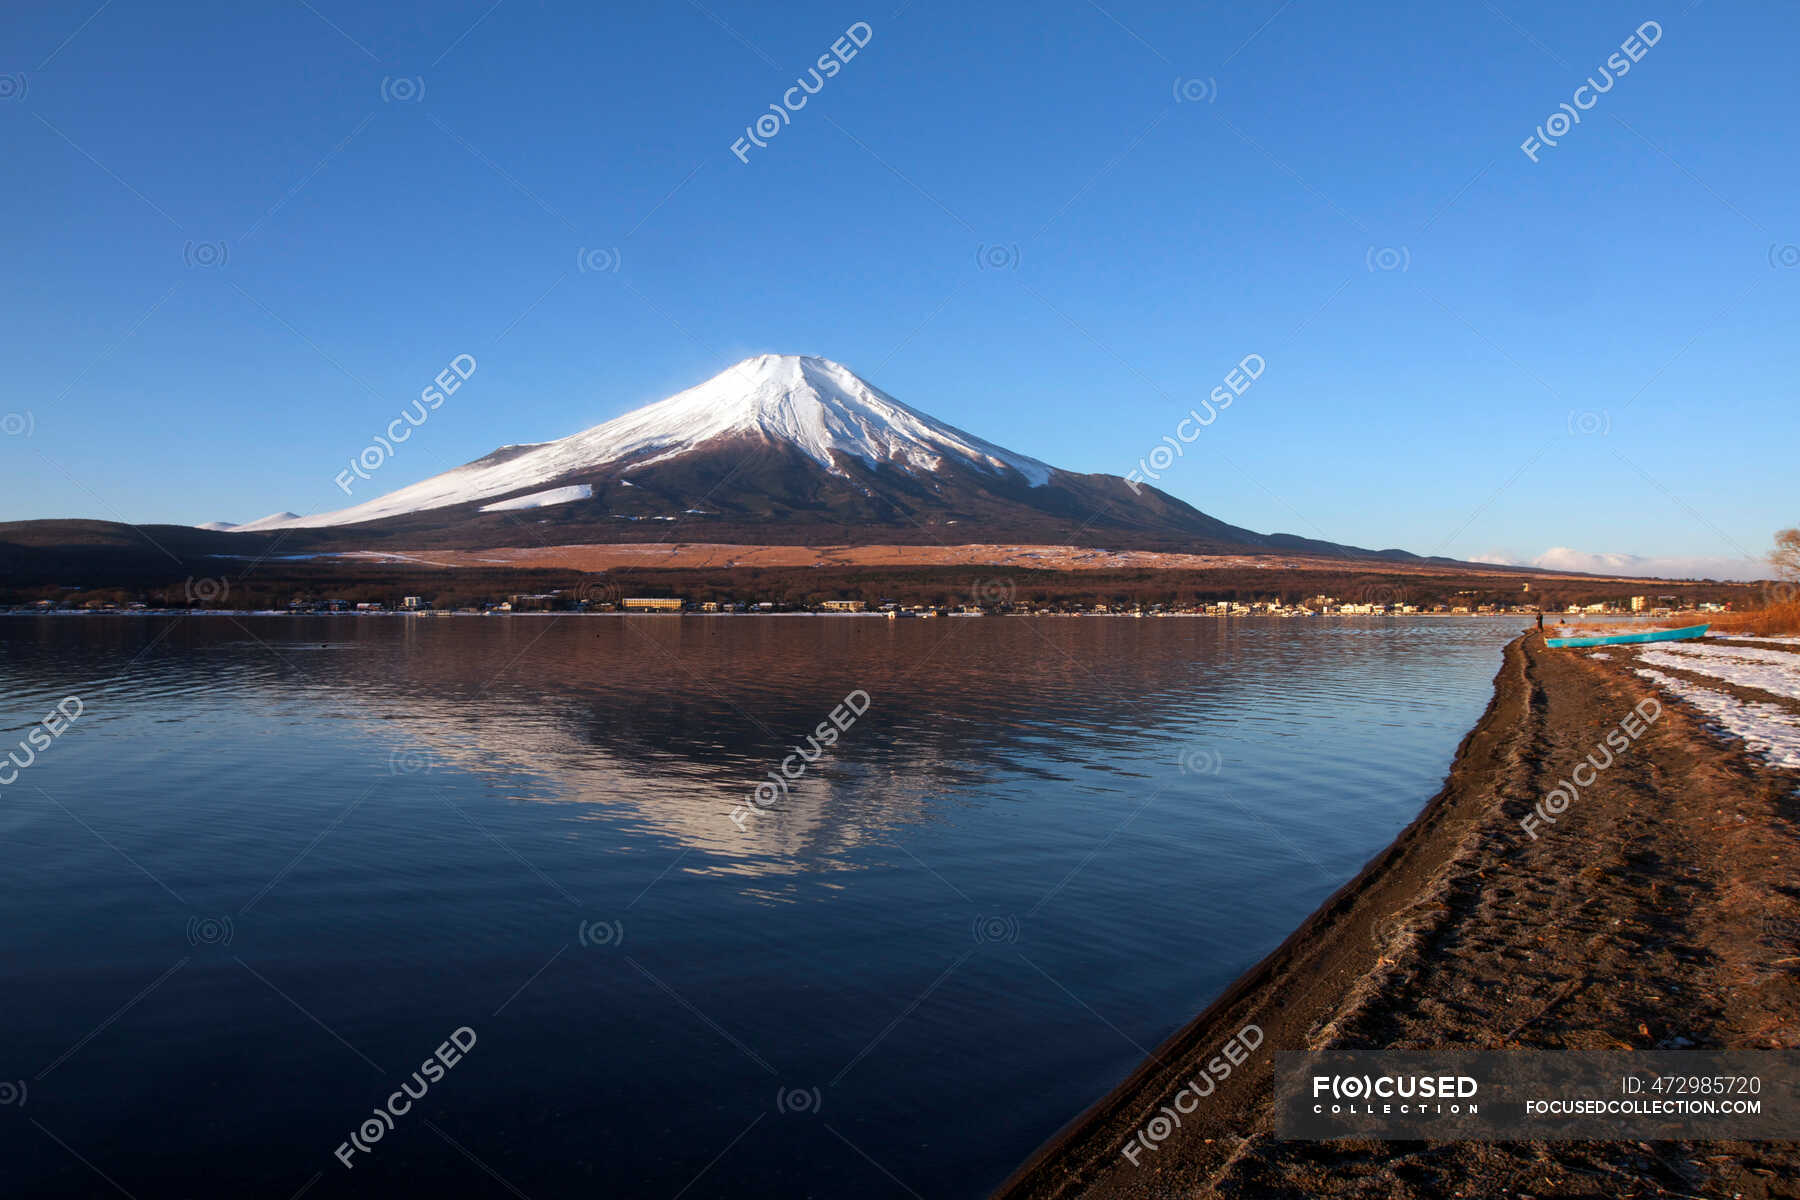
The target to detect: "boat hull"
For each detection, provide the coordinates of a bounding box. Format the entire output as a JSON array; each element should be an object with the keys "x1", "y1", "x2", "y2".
[{"x1": 1545, "y1": 623, "x2": 1710, "y2": 649}]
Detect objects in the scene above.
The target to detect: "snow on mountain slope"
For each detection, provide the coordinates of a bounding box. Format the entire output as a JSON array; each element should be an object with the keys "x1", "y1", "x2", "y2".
[
  {"x1": 478, "y1": 484, "x2": 594, "y2": 512},
  {"x1": 244, "y1": 356, "x2": 1053, "y2": 530},
  {"x1": 234, "y1": 511, "x2": 303, "y2": 531}
]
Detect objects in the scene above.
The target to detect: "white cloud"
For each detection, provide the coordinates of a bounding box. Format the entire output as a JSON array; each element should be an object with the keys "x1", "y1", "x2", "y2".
[{"x1": 1472, "y1": 546, "x2": 1770, "y2": 581}]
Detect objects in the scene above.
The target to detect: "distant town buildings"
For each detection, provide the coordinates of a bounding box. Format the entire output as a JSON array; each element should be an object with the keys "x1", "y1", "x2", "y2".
[
  {"x1": 622, "y1": 597, "x2": 684, "y2": 611},
  {"x1": 5, "y1": 581, "x2": 1748, "y2": 618}
]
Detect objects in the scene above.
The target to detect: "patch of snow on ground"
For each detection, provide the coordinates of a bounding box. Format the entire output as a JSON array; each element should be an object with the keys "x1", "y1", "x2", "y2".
[
  {"x1": 478, "y1": 484, "x2": 594, "y2": 512},
  {"x1": 339, "y1": 551, "x2": 464, "y2": 566},
  {"x1": 1638, "y1": 643, "x2": 1800, "y2": 701},
  {"x1": 1718, "y1": 633, "x2": 1800, "y2": 644},
  {"x1": 1634, "y1": 667, "x2": 1800, "y2": 769}
]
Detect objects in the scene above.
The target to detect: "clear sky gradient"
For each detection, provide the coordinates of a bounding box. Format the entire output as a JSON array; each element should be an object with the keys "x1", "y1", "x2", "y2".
[{"x1": 4, "y1": 0, "x2": 1795, "y2": 578}]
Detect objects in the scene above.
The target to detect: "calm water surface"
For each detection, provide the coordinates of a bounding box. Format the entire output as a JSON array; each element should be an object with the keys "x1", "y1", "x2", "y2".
[{"x1": 0, "y1": 615, "x2": 1522, "y2": 1197}]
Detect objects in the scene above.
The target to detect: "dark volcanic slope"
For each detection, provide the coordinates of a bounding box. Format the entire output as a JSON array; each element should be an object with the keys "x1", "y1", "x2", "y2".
[
  {"x1": 72, "y1": 436, "x2": 1446, "y2": 562},
  {"x1": 440, "y1": 437, "x2": 1433, "y2": 559}
]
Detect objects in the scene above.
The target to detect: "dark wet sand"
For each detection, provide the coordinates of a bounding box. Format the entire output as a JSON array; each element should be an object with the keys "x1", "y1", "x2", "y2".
[{"x1": 997, "y1": 633, "x2": 1800, "y2": 1199}]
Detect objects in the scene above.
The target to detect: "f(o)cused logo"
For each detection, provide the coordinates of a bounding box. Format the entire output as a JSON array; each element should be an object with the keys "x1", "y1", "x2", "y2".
[
  {"x1": 1365, "y1": 246, "x2": 1410, "y2": 273},
  {"x1": 357, "y1": 1108, "x2": 396, "y2": 1147},
  {"x1": 1359, "y1": 583, "x2": 1405, "y2": 608},
  {"x1": 976, "y1": 243, "x2": 1020, "y2": 271},
  {"x1": 1172, "y1": 76, "x2": 1216, "y2": 104},
  {"x1": 775, "y1": 1086, "x2": 821, "y2": 1115},
  {"x1": 1, "y1": 411, "x2": 34, "y2": 438},
  {"x1": 1373, "y1": 910, "x2": 1423, "y2": 956},
  {"x1": 187, "y1": 915, "x2": 234, "y2": 947},
  {"x1": 577, "y1": 247, "x2": 621, "y2": 274},
  {"x1": 578, "y1": 919, "x2": 624, "y2": 948},
  {"x1": 185, "y1": 576, "x2": 230, "y2": 604},
  {"x1": 1762, "y1": 914, "x2": 1799, "y2": 941},
  {"x1": 1769, "y1": 244, "x2": 1800, "y2": 270},
  {"x1": 1566, "y1": 409, "x2": 1611, "y2": 436},
  {"x1": 389, "y1": 747, "x2": 436, "y2": 776},
  {"x1": 972, "y1": 914, "x2": 1021, "y2": 944},
  {"x1": 381, "y1": 76, "x2": 424, "y2": 103},
  {"x1": 575, "y1": 581, "x2": 622, "y2": 608},
  {"x1": 0, "y1": 1081, "x2": 25, "y2": 1106},
  {"x1": 971, "y1": 578, "x2": 1015, "y2": 606},
  {"x1": 183, "y1": 241, "x2": 228, "y2": 268},
  {"x1": 1178, "y1": 746, "x2": 1222, "y2": 775},
  {"x1": 0, "y1": 74, "x2": 27, "y2": 101}
]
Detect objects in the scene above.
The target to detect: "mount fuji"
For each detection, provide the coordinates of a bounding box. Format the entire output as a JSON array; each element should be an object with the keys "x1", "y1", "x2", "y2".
[
  {"x1": 182, "y1": 354, "x2": 1424, "y2": 560},
  {"x1": 243, "y1": 355, "x2": 1053, "y2": 529}
]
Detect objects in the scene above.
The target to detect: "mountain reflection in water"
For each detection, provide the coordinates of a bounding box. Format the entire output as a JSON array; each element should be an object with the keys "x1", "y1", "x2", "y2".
[{"x1": 0, "y1": 614, "x2": 1519, "y2": 1197}]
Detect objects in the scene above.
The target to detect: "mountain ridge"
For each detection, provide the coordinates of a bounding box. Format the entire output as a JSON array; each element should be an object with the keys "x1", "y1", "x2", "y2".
[
  {"x1": 240, "y1": 355, "x2": 1056, "y2": 531},
  {"x1": 47, "y1": 354, "x2": 1449, "y2": 564}
]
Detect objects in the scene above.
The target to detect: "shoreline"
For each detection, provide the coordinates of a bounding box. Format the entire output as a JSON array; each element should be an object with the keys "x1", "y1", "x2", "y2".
[
  {"x1": 995, "y1": 632, "x2": 1800, "y2": 1198},
  {"x1": 0, "y1": 615, "x2": 1699, "y2": 626}
]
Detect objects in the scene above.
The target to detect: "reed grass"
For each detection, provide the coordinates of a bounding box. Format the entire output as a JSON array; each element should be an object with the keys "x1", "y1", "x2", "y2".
[{"x1": 1709, "y1": 597, "x2": 1800, "y2": 636}]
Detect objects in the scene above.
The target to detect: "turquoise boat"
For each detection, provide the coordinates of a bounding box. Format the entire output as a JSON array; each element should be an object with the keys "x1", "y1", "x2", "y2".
[{"x1": 1545, "y1": 623, "x2": 1709, "y2": 649}]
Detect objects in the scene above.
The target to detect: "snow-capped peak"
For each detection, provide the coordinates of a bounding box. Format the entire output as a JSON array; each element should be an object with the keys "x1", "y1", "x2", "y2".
[
  {"x1": 227, "y1": 355, "x2": 1053, "y2": 530},
  {"x1": 575, "y1": 355, "x2": 1051, "y2": 483}
]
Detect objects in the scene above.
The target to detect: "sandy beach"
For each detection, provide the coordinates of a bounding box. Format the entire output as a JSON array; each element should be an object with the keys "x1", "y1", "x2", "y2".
[{"x1": 997, "y1": 631, "x2": 1800, "y2": 1199}]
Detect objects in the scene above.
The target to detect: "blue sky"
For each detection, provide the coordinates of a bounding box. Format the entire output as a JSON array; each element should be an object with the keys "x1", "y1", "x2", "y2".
[{"x1": 3, "y1": 0, "x2": 1795, "y2": 577}]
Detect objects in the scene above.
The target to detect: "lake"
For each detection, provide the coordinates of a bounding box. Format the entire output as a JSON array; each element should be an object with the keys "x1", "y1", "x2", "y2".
[{"x1": 0, "y1": 614, "x2": 1522, "y2": 1197}]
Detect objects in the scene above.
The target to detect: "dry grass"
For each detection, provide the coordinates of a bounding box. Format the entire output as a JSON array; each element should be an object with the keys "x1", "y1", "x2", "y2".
[{"x1": 1709, "y1": 597, "x2": 1800, "y2": 636}]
